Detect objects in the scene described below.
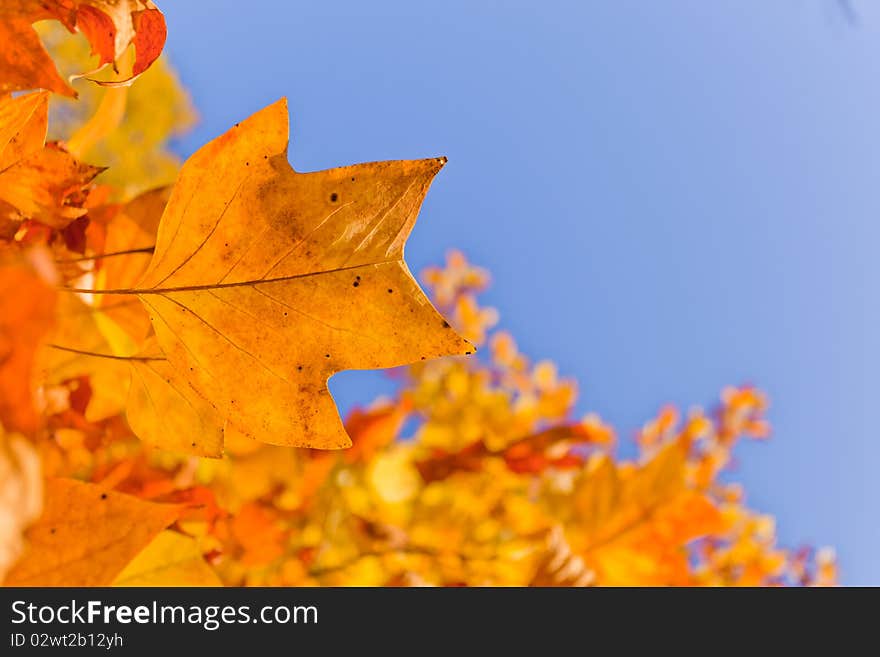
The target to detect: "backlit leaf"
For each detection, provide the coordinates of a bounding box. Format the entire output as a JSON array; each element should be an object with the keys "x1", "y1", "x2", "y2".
[
  {"x1": 124, "y1": 98, "x2": 472, "y2": 452},
  {"x1": 113, "y1": 530, "x2": 221, "y2": 586}
]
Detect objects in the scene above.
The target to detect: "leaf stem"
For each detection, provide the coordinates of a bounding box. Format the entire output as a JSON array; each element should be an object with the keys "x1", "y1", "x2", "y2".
[
  {"x1": 57, "y1": 260, "x2": 398, "y2": 295},
  {"x1": 47, "y1": 344, "x2": 165, "y2": 362},
  {"x1": 55, "y1": 246, "x2": 155, "y2": 264}
]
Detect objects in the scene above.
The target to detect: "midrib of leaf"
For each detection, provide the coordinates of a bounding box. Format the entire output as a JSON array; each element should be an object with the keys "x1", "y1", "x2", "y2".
[{"x1": 58, "y1": 258, "x2": 400, "y2": 295}]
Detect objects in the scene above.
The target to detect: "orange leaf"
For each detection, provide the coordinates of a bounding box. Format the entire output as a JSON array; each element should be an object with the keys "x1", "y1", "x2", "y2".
[
  {"x1": 4, "y1": 478, "x2": 180, "y2": 585},
  {"x1": 0, "y1": 92, "x2": 103, "y2": 230},
  {"x1": 344, "y1": 400, "x2": 410, "y2": 463},
  {"x1": 122, "y1": 98, "x2": 471, "y2": 452},
  {"x1": 0, "y1": 1, "x2": 167, "y2": 97}
]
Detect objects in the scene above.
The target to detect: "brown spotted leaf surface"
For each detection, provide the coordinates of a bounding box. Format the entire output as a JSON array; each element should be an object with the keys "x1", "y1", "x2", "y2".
[{"x1": 126, "y1": 98, "x2": 472, "y2": 453}]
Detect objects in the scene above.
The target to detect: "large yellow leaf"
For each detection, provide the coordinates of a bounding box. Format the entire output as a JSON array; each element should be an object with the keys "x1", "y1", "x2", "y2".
[
  {"x1": 126, "y1": 337, "x2": 225, "y2": 456},
  {"x1": 115, "y1": 98, "x2": 472, "y2": 453},
  {"x1": 4, "y1": 478, "x2": 180, "y2": 586},
  {"x1": 113, "y1": 530, "x2": 221, "y2": 586}
]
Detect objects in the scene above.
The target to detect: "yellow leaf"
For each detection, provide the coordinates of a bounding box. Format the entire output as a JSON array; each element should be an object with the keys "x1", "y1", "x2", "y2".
[
  {"x1": 113, "y1": 530, "x2": 221, "y2": 586},
  {"x1": 117, "y1": 98, "x2": 471, "y2": 452},
  {"x1": 0, "y1": 90, "x2": 47, "y2": 168},
  {"x1": 125, "y1": 338, "x2": 225, "y2": 457},
  {"x1": 572, "y1": 454, "x2": 622, "y2": 538}
]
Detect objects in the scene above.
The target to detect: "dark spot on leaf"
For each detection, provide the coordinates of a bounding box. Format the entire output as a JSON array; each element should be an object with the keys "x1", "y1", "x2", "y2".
[
  {"x1": 283, "y1": 311, "x2": 288, "y2": 317},
  {"x1": 50, "y1": 528, "x2": 56, "y2": 534},
  {"x1": 325, "y1": 354, "x2": 330, "y2": 358},
  {"x1": 191, "y1": 442, "x2": 196, "y2": 447},
  {"x1": 465, "y1": 351, "x2": 472, "y2": 355},
  {"x1": 297, "y1": 365, "x2": 303, "y2": 371},
  {"x1": 421, "y1": 356, "x2": 426, "y2": 360},
  {"x1": 353, "y1": 281, "x2": 359, "y2": 287},
  {"x1": 387, "y1": 288, "x2": 393, "y2": 293},
  {"x1": 246, "y1": 161, "x2": 249, "y2": 166},
  {"x1": 442, "y1": 321, "x2": 450, "y2": 328},
  {"x1": 351, "y1": 176, "x2": 355, "y2": 181},
  {"x1": 101, "y1": 493, "x2": 107, "y2": 500},
  {"x1": 330, "y1": 192, "x2": 338, "y2": 203}
]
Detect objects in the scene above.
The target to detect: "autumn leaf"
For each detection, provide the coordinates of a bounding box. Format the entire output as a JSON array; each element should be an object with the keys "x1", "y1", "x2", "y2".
[
  {"x1": 343, "y1": 400, "x2": 410, "y2": 464},
  {"x1": 4, "y1": 478, "x2": 180, "y2": 586},
  {"x1": 126, "y1": 337, "x2": 226, "y2": 456},
  {"x1": 96, "y1": 185, "x2": 168, "y2": 341},
  {"x1": 0, "y1": 0, "x2": 166, "y2": 98},
  {"x1": 90, "y1": 98, "x2": 472, "y2": 454},
  {"x1": 113, "y1": 530, "x2": 221, "y2": 586},
  {"x1": 566, "y1": 439, "x2": 722, "y2": 585},
  {"x1": 0, "y1": 92, "x2": 103, "y2": 231}
]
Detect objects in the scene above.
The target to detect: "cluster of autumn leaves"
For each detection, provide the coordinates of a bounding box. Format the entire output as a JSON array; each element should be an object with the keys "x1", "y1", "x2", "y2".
[{"x1": 0, "y1": 1, "x2": 836, "y2": 587}]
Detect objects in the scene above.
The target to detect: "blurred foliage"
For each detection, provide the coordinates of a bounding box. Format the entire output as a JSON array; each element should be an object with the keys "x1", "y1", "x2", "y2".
[{"x1": 37, "y1": 21, "x2": 196, "y2": 198}]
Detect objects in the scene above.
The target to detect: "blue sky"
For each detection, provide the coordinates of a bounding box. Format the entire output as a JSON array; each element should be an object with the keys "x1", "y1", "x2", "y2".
[{"x1": 161, "y1": 1, "x2": 880, "y2": 584}]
